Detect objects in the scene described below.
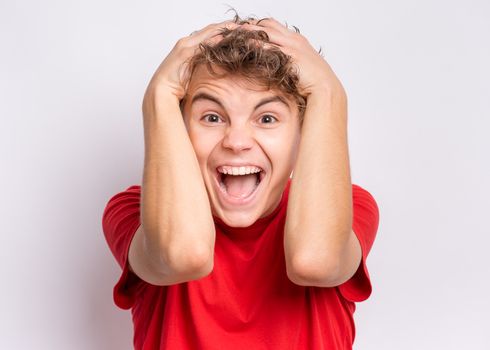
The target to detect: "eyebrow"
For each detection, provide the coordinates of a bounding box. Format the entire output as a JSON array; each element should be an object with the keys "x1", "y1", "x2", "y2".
[{"x1": 190, "y1": 92, "x2": 291, "y2": 111}]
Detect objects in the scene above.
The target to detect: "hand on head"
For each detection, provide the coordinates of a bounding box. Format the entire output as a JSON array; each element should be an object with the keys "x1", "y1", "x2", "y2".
[
  {"x1": 144, "y1": 15, "x2": 345, "y2": 108},
  {"x1": 144, "y1": 20, "x2": 240, "y2": 102},
  {"x1": 238, "y1": 18, "x2": 345, "y2": 97}
]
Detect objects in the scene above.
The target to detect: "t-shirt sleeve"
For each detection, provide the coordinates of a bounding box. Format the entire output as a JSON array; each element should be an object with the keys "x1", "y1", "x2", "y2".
[
  {"x1": 337, "y1": 184, "x2": 380, "y2": 303},
  {"x1": 102, "y1": 185, "x2": 145, "y2": 309}
]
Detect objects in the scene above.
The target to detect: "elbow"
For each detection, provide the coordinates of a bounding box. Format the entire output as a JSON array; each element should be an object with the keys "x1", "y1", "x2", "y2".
[
  {"x1": 167, "y1": 242, "x2": 214, "y2": 279},
  {"x1": 286, "y1": 253, "x2": 341, "y2": 287},
  {"x1": 143, "y1": 244, "x2": 214, "y2": 286},
  {"x1": 186, "y1": 244, "x2": 214, "y2": 278},
  {"x1": 136, "y1": 224, "x2": 214, "y2": 285}
]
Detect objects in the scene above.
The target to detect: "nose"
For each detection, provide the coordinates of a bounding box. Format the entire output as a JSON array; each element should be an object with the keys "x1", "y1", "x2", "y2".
[{"x1": 221, "y1": 124, "x2": 254, "y2": 153}]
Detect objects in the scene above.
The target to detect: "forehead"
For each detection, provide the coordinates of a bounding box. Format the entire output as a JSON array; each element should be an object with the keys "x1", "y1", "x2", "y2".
[{"x1": 185, "y1": 65, "x2": 296, "y2": 110}]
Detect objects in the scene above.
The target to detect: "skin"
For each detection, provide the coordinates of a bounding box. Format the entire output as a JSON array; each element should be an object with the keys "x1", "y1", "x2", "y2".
[
  {"x1": 239, "y1": 18, "x2": 362, "y2": 286},
  {"x1": 181, "y1": 66, "x2": 302, "y2": 228},
  {"x1": 129, "y1": 21, "x2": 240, "y2": 285},
  {"x1": 129, "y1": 18, "x2": 362, "y2": 288}
]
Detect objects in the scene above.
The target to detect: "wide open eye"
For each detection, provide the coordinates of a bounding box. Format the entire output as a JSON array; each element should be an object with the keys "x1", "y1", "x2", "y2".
[
  {"x1": 202, "y1": 114, "x2": 224, "y2": 123},
  {"x1": 259, "y1": 114, "x2": 278, "y2": 124}
]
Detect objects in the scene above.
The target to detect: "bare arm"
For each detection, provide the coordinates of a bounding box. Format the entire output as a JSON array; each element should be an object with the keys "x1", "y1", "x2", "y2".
[
  {"x1": 128, "y1": 21, "x2": 239, "y2": 286},
  {"x1": 285, "y1": 91, "x2": 361, "y2": 287},
  {"x1": 240, "y1": 19, "x2": 361, "y2": 287},
  {"x1": 129, "y1": 92, "x2": 214, "y2": 286}
]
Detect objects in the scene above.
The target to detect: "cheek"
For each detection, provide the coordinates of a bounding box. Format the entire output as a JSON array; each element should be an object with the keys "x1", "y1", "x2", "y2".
[
  {"x1": 188, "y1": 130, "x2": 220, "y2": 162},
  {"x1": 260, "y1": 131, "x2": 300, "y2": 167}
]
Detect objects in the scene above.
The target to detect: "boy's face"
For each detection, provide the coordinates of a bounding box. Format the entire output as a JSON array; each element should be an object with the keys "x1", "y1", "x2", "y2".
[{"x1": 182, "y1": 66, "x2": 301, "y2": 227}]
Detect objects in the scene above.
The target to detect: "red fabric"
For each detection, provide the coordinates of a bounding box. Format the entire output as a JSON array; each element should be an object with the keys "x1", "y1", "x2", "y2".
[{"x1": 102, "y1": 179, "x2": 379, "y2": 350}]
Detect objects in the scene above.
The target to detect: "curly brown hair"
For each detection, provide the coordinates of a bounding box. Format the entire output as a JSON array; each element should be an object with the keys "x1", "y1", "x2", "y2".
[{"x1": 181, "y1": 13, "x2": 307, "y2": 122}]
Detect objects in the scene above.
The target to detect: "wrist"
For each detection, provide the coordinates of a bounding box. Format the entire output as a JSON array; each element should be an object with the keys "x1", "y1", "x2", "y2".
[
  {"x1": 303, "y1": 87, "x2": 348, "y2": 123},
  {"x1": 307, "y1": 86, "x2": 347, "y2": 108},
  {"x1": 143, "y1": 84, "x2": 182, "y2": 117}
]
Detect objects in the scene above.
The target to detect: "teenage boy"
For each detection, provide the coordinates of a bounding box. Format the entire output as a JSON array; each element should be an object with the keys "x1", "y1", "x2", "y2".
[{"x1": 103, "y1": 15, "x2": 379, "y2": 350}]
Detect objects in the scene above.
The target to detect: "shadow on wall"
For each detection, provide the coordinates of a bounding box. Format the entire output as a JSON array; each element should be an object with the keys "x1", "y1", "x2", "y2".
[{"x1": 86, "y1": 233, "x2": 134, "y2": 349}]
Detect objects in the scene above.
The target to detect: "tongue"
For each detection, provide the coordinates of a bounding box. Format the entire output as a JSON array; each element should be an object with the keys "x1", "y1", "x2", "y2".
[{"x1": 223, "y1": 174, "x2": 258, "y2": 198}]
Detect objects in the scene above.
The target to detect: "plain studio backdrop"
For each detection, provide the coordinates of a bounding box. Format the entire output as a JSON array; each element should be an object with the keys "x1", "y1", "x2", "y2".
[{"x1": 1, "y1": 0, "x2": 489, "y2": 349}]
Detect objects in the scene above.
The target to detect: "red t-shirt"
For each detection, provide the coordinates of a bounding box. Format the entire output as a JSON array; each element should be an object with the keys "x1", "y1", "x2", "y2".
[{"x1": 102, "y1": 179, "x2": 379, "y2": 349}]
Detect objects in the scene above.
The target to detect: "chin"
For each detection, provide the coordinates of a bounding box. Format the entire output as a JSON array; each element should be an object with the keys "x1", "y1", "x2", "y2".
[{"x1": 216, "y1": 209, "x2": 261, "y2": 228}]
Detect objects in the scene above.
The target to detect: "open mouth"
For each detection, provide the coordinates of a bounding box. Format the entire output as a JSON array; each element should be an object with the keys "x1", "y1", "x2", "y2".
[{"x1": 215, "y1": 166, "x2": 266, "y2": 201}]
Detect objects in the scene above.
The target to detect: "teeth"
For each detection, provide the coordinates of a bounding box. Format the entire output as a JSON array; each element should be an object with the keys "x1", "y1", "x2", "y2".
[{"x1": 218, "y1": 165, "x2": 262, "y2": 175}]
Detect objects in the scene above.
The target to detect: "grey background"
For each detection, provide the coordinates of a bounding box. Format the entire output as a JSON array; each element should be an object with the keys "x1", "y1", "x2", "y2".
[{"x1": 1, "y1": 0, "x2": 489, "y2": 349}]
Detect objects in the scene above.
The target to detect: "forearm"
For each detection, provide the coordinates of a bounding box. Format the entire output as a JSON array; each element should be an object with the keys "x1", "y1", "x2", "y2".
[
  {"x1": 141, "y1": 87, "x2": 215, "y2": 273},
  {"x1": 284, "y1": 89, "x2": 352, "y2": 280}
]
